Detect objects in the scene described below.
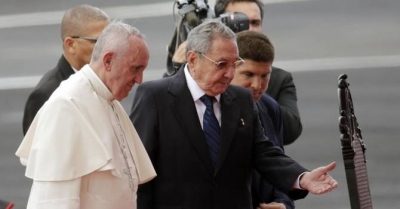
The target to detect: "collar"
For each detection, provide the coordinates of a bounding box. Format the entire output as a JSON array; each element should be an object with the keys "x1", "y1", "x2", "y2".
[{"x1": 81, "y1": 64, "x2": 115, "y2": 102}]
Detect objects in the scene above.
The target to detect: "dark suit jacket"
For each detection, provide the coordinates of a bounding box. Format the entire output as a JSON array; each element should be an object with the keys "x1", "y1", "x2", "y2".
[
  {"x1": 266, "y1": 67, "x2": 302, "y2": 145},
  {"x1": 22, "y1": 55, "x2": 74, "y2": 135},
  {"x1": 130, "y1": 68, "x2": 308, "y2": 209},
  {"x1": 252, "y1": 95, "x2": 295, "y2": 209}
]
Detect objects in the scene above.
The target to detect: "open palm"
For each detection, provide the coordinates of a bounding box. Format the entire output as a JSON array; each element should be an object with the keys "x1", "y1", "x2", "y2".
[{"x1": 300, "y1": 162, "x2": 338, "y2": 195}]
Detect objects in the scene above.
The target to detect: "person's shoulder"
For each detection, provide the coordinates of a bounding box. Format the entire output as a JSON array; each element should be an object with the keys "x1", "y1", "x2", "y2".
[
  {"x1": 35, "y1": 55, "x2": 74, "y2": 88},
  {"x1": 272, "y1": 66, "x2": 292, "y2": 76},
  {"x1": 143, "y1": 69, "x2": 191, "y2": 90},
  {"x1": 147, "y1": 76, "x2": 172, "y2": 85},
  {"x1": 259, "y1": 94, "x2": 278, "y2": 105},
  {"x1": 28, "y1": 71, "x2": 60, "y2": 101},
  {"x1": 226, "y1": 85, "x2": 254, "y2": 104},
  {"x1": 40, "y1": 71, "x2": 91, "y2": 109},
  {"x1": 56, "y1": 71, "x2": 92, "y2": 95},
  {"x1": 33, "y1": 65, "x2": 66, "y2": 93},
  {"x1": 228, "y1": 84, "x2": 251, "y2": 94},
  {"x1": 258, "y1": 94, "x2": 280, "y2": 112},
  {"x1": 226, "y1": 85, "x2": 252, "y2": 97},
  {"x1": 138, "y1": 77, "x2": 172, "y2": 91}
]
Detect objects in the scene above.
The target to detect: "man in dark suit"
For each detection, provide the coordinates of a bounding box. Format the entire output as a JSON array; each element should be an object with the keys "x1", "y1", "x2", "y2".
[
  {"x1": 130, "y1": 20, "x2": 337, "y2": 209},
  {"x1": 166, "y1": 0, "x2": 302, "y2": 145},
  {"x1": 22, "y1": 4, "x2": 110, "y2": 135},
  {"x1": 231, "y1": 30, "x2": 294, "y2": 209}
]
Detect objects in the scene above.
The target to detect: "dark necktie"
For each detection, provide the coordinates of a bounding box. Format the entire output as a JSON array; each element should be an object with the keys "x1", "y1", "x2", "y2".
[{"x1": 200, "y1": 95, "x2": 220, "y2": 168}]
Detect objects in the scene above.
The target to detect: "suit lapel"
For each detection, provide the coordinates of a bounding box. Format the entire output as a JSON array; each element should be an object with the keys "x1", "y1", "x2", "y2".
[
  {"x1": 169, "y1": 69, "x2": 214, "y2": 174},
  {"x1": 215, "y1": 87, "x2": 240, "y2": 174}
]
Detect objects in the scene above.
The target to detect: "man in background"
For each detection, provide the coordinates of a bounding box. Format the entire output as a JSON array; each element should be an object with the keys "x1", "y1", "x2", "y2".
[
  {"x1": 214, "y1": 0, "x2": 302, "y2": 145},
  {"x1": 231, "y1": 30, "x2": 294, "y2": 209},
  {"x1": 22, "y1": 4, "x2": 110, "y2": 135}
]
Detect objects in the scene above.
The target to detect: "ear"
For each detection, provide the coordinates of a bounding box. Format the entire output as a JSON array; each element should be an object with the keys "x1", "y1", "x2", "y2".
[
  {"x1": 64, "y1": 37, "x2": 76, "y2": 54},
  {"x1": 103, "y1": 51, "x2": 113, "y2": 72},
  {"x1": 187, "y1": 50, "x2": 198, "y2": 71}
]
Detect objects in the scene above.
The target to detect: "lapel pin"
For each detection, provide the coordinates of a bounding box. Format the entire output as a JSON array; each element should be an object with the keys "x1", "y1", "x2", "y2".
[{"x1": 240, "y1": 118, "x2": 245, "y2": 126}]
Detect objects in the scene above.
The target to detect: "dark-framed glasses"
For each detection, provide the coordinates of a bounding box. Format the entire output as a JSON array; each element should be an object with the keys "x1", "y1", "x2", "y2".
[
  {"x1": 198, "y1": 52, "x2": 244, "y2": 69},
  {"x1": 71, "y1": 36, "x2": 98, "y2": 43}
]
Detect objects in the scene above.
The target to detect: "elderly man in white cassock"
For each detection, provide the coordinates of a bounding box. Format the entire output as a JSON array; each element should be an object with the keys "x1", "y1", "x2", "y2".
[{"x1": 16, "y1": 21, "x2": 156, "y2": 209}]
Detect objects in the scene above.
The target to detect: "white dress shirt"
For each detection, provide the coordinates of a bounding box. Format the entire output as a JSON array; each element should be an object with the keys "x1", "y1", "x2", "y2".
[{"x1": 184, "y1": 65, "x2": 221, "y2": 128}]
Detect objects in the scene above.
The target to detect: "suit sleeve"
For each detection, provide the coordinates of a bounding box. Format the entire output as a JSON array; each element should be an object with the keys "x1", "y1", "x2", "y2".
[
  {"x1": 276, "y1": 72, "x2": 302, "y2": 145},
  {"x1": 259, "y1": 97, "x2": 300, "y2": 207},
  {"x1": 252, "y1": 106, "x2": 307, "y2": 198},
  {"x1": 252, "y1": 170, "x2": 295, "y2": 209},
  {"x1": 22, "y1": 89, "x2": 51, "y2": 136},
  {"x1": 130, "y1": 84, "x2": 158, "y2": 209},
  {"x1": 270, "y1": 97, "x2": 284, "y2": 150},
  {"x1": 270, "y1": 103, "x2": 296, "y2": 208},
  {"x1": 271, "y1": 188, "x2": 295, "y2": 209}
]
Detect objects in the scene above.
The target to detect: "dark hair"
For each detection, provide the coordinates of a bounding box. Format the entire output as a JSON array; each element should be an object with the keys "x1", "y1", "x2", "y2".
[
  {"x1": 236, "y1": 30, "x2": 274, "y2": 62},
  {"x1": 214, "y1": 0, "x2": 264, "y2": 20}
]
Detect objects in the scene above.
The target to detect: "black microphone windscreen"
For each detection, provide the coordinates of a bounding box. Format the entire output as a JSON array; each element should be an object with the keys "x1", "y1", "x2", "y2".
[{"x1": 186, "y1": 12, "x2": 199, "y2": 28}]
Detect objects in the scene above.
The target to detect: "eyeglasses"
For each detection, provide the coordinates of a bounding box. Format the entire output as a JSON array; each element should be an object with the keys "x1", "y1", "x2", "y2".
[
  {"x1": 198, "y1": 52, "x2": 244, "y2": 70},
  {"x1": 71, "y1": 36, "x2": 98, "y2": 43}
]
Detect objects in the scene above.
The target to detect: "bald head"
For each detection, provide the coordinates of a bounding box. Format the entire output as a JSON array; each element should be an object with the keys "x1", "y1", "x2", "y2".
[
  {"x1": 61, "y1": 4, "x2": 110, "y2": 41},
  {"x1": 61, "y1": 4, "x2": 110, "y2": 70}
]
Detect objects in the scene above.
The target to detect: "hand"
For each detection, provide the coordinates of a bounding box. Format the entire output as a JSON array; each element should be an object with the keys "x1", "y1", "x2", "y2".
[
  {"x1": 300, "y1": 162, "x2": 338, "y2": 194},
  {"x1": 257, "y1": 202, "x2": 286, "y2": 209},
  {"x1": 172, "y1": 41, "x2": 187, "y2": 63}
]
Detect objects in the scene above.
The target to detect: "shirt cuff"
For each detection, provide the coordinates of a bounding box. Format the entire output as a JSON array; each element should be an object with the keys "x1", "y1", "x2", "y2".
[{"x1": 292, "y1": 172, "x2": 307, "y2": 190}]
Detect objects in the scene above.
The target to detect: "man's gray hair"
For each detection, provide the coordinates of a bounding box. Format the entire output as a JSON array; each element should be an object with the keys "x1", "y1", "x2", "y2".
[
  {"x1": 91, "y1": 21, "x2": 144, "y2": 61},
  {"x1": 186, "y1": 19, "x2": 236, "y2": 55},
  {"x1": 61, "y1": 4, "x2": 110, "y2": 40}
]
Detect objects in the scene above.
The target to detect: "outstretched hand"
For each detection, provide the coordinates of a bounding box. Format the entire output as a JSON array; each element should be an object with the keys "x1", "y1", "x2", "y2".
[{"x1": 300, "y1": 162, "x2": 338, "y2": 195}]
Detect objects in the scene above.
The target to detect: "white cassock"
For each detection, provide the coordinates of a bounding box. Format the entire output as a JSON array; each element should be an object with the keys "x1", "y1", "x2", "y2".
[{"x1": 16, "y1": 65, "x2": 156, "y2": 209}]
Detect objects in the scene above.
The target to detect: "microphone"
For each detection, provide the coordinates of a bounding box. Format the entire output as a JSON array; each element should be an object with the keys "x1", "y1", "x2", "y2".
[
  {"x1": 185, "y1": 11, "x2": 199, "y2": 28},
  {"x1": 176, "y1": 0, "x2": 207, "y2": 28}
]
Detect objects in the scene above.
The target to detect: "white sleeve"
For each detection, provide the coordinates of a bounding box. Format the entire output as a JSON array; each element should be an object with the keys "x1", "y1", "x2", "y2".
[{"x1": 27, "y1": 178, "x2": 81, "y2": 209}]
